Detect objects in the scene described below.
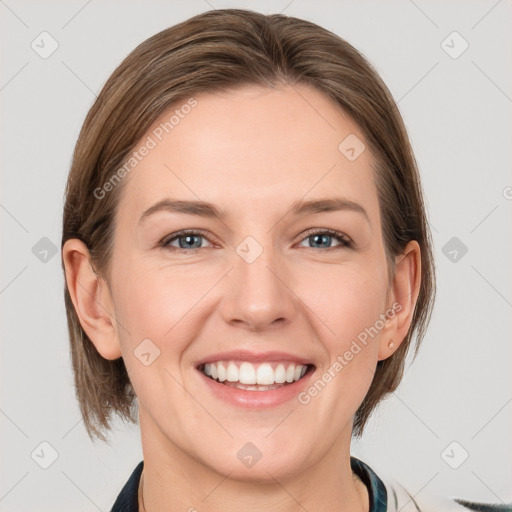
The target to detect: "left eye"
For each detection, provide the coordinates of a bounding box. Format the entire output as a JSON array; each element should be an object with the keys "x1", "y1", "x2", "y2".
[
  {"x1": 159, "y1": 229, "x2": 351, "y2": 253},
  {"x1": 297, "y1": 229, "x2": 351, "y2": 249}
]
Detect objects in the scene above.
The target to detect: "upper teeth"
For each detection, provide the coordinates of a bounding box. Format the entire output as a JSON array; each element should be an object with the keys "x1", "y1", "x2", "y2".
[{"x1": 203, "y1": 361, "x2": 308, "y2": 385}]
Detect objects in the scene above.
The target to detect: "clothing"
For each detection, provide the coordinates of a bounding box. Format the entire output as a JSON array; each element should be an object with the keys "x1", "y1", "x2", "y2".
[
  {"x1": 111, "y1": 459, "x2": 142, "y2": 511},
  {"x1": 110, "y1": 457, "x2": 511, "y2": 511}
]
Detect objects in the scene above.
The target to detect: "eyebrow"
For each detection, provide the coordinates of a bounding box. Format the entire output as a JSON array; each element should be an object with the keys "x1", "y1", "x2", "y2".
[{"x1": 138, "y1": 197, "x2": 370, "y2": 225}]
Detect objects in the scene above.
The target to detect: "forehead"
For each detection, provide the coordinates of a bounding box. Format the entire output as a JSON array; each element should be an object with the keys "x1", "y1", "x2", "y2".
[{"x1": 117, "y1": 83, "x2": 379, "y2": 225}]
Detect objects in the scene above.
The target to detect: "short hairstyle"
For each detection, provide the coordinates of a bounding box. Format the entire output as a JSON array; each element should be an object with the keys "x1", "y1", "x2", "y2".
[{"x1": 61, "y1": 8, "x2": 436, "y2": 441}]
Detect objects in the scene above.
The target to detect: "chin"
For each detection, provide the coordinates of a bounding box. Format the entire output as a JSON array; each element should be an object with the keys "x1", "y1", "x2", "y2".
[{"x1": 193, "y1": 436, "x2": 316, "y2": 483}]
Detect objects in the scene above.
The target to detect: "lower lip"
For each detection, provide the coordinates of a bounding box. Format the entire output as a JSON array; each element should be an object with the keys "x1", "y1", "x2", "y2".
[{"x1": 197, "y1": 368, "x2": 315, "y2": 408}]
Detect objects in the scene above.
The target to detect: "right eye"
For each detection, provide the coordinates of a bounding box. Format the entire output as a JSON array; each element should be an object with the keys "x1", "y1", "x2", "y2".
[{"x1": 159, "y1": 230, "x2": 214, "y2": 254}]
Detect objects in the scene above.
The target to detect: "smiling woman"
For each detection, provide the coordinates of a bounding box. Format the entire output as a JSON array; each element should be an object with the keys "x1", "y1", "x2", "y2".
[{"x1": 60, "y1": 8, "x2": 507, "y2": 512}]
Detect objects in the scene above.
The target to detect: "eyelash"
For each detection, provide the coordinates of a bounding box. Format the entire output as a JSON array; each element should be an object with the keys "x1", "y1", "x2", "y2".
[{"x1": 158, "y1": 228, "x2": 353, "y2": 254}]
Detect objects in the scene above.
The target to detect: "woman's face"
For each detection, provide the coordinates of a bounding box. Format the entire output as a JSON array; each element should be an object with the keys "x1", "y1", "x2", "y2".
[{"x1": 106, "y1": 83, "x2": 400, "y2": 479}]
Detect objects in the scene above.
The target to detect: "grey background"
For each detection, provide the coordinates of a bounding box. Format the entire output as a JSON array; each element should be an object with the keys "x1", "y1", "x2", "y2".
[{"x1": 1, "y1": 0, "x2": 511, "y2": 510}]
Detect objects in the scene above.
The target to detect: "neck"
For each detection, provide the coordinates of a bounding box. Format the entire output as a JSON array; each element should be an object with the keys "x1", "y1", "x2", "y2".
[{"x1": 138, "y1": 411, "x2": 369, "y2": 512}]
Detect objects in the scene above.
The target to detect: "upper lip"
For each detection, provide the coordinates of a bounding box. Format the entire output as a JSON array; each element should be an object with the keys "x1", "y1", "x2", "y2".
[{"x1": 195, "y1": 350, "x2": 314, "y2": 367}]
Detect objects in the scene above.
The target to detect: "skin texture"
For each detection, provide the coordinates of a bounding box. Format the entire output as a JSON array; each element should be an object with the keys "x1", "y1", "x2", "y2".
[{"x1": 63, "y1": 83, "x2": 421, "y2": 512}]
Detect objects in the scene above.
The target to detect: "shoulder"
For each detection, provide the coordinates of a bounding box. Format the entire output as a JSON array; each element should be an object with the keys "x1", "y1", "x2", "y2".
[
  {"x1": 386, "y1": 479, "x2": 512, "y2": 511},
  {"x1": 351, "y1": 457, "x2": 512, "y2": 512}
]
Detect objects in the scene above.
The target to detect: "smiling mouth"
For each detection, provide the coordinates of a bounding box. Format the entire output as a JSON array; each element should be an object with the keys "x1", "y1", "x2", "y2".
[{"x1": 197, "y1": 360, "x2": 315, "y2": 391}]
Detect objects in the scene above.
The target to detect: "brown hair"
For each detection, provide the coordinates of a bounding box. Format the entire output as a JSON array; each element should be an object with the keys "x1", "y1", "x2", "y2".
[{"x1": 61, "y1": 8, "x2": 435, "y2": 441}]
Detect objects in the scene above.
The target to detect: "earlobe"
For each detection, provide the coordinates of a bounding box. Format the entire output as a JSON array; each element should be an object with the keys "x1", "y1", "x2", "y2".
[
  {"x1": 62, "y1": 239, "x2": 122, "y2": 360},
  {"x1": 378, "y1": 240, "x2": 421, "y2": 361}
]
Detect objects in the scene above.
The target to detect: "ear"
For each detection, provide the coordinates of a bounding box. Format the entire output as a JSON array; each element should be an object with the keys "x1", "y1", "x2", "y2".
[
  {"x1": 378, "y1": 240, "x2": 421, "y2": 361},
  {"x1": 62, "y1": 238, "x2": 122, "y2": 360}
]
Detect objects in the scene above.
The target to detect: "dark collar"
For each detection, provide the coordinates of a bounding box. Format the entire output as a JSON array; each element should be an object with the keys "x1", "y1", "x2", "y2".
[
  {"x1": 351, "y1": 456, "x2": 388, "y2": 511},
  {"x1": 110, "y1": 457, "x2": 388, "y2": 512},
  {"x1": 110, "y1": 460, "x2": 143, "y2": 512}
]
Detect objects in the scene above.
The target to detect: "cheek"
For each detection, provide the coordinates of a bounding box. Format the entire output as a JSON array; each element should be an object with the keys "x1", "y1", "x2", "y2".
[
  {"x1": 290, "y1": 266, "x2": 387, "y2": 437},
  {"x1": 111, "y1": 257, "x2": 206, "y2": 345},
  {"x1": 110, "y1": 262, "x2": 203, "y2": 411},
  {"x1": 300, "y1": 262, "x2": 388, "y2": 399},
  {"x1": 304, "y1": 263, "x2": 388, "y2": 346}
]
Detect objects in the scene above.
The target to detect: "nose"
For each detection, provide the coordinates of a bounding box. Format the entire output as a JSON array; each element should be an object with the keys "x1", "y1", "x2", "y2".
[{"x1": 219, "y1": 242, "x2": 298, "y2": 332}]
